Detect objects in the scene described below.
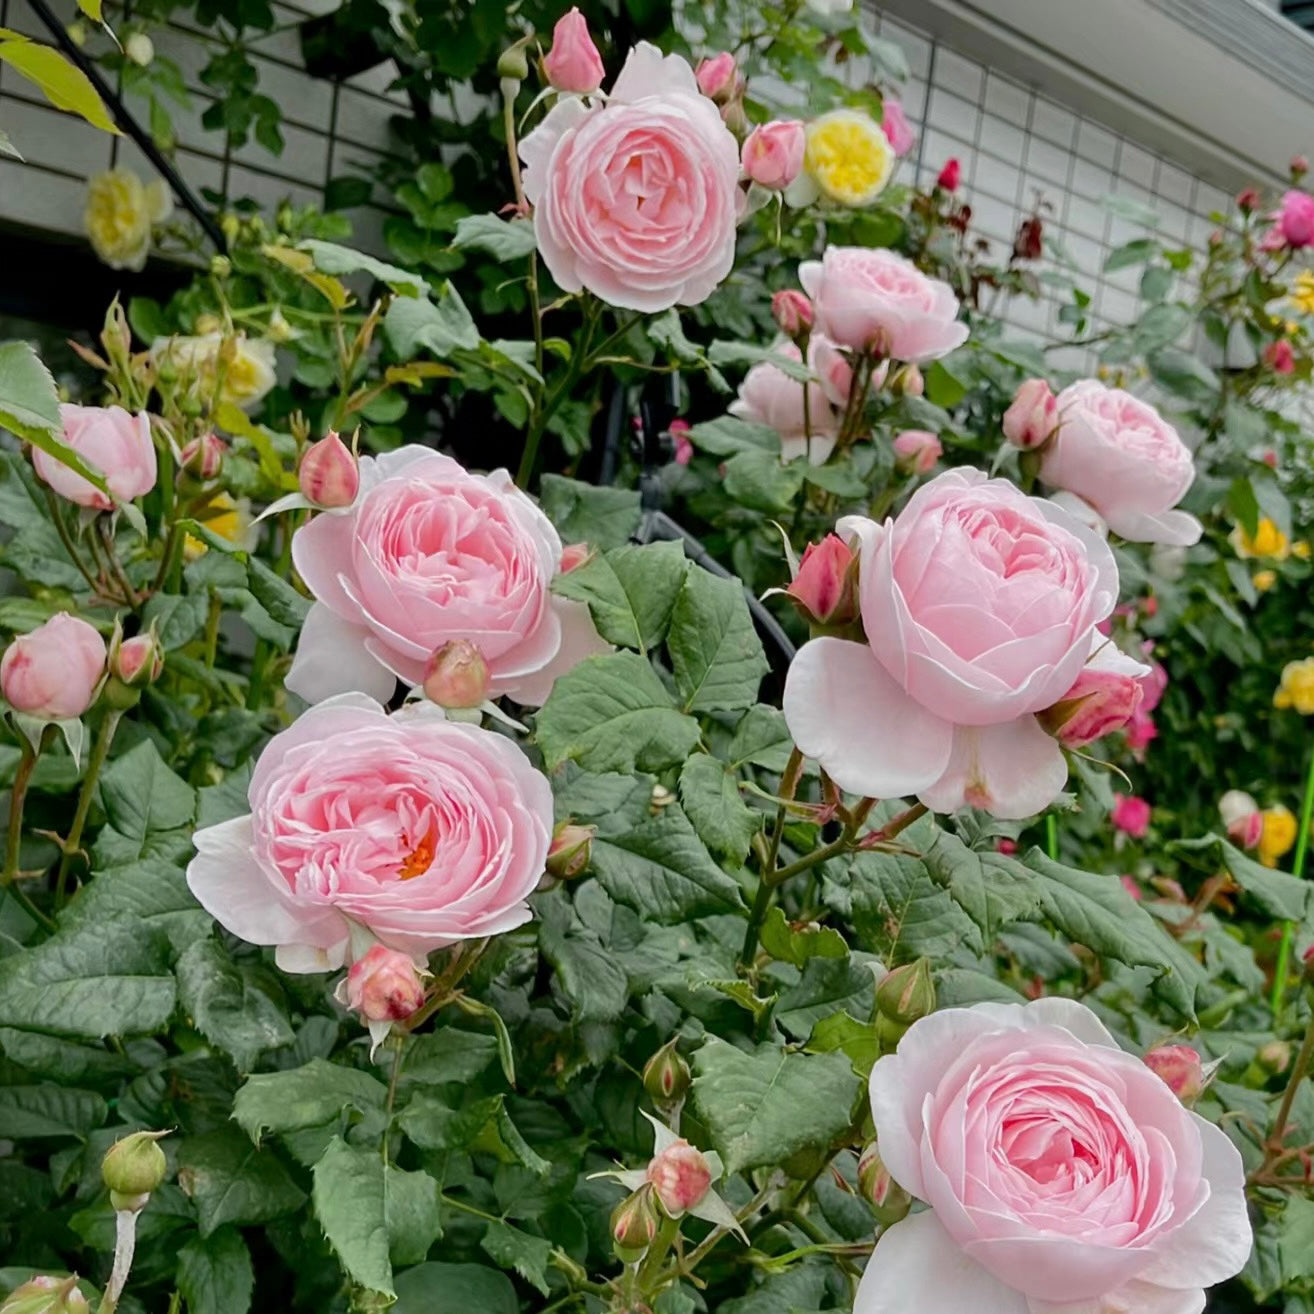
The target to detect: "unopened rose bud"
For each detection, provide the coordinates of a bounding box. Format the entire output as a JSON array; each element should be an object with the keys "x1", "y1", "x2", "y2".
[
  {"x1": 102, "y1": 1130, "x2": 168, "y2": 1211},
  {"x1": 558, "y1": 542, "x2": 592, "y2": 573},
  {"x1": 345, "y1": 945, "x2": 425, "y2": 1023},
  {"x1": 742, "y1": 119, "x2": 805, "y2": 191},
  {"x1": 876, "y1": 958, "x2": 935, "y2": 1027},
  {"x1": 642, "y1": 1039, "x2": 691, "y2": 1106},
  {"x1": 0, "y1": 1276, "x2": 91, "y2": 1314},
  {"x1": 996, "y1": 837, "x2": 1018, "y2": 856},
  {"x1": 540, "y1": 8, "x2": 603, "y2": 94},
  {"x1": 786, "y1": 534, "x2": 858, "y2": 628},
  {"x1": 1144, "y1": 1044, "x2": 1206, "y2": 1104},
  {"x1": 1237, "y1": 187, "x2": 1260, "y2": 213},
  {"x1": 646, "y1": 1139, "x2": 712, "y2": 1217},
  {"x1": 1002, "y1": 378, "x2": 1058, "y2": 449},
  {"x1": 422, "y1": 640, "x2": 489, "y2": 709},
  {"x1": 937, "y1": 158, "x2": 961, "y2": 191},
  {"x1": 1219, "y1": 790, "x2": 1263, "y2": 850},
  {"x1": 892, "y1": 429, "x2": 941, "y2": 476},
  {"x1": 1294, "y1": 155, "x2": 1310, "y2": 180},
  {"x1": 180, "y1": 433, "x2": 225, "y2": 483},
  {"x1": 611, "y1": 1185, "x2": 659, "y2": 1260},
  {"x1": 497, "y1": 38, "x2": 530, "y2": 83},
  {"x1": 209, "y1": 254, "x2": 232, "y2": 279},
  {"x1": 298, "y1": 432, "x2": 359, "y2": 509},
  {"x1": 125, "y1": 31, "x2": 154, "y2": 66},
  {"x1": 109, "y1": 630, "x2": 164, "y2": 689},
  {"x1": 890, "y1": 363, "x2": 924, "y2": 398},
  {"x1": 546, "y1": 822, "x2": 594, "y2": 880},
  {"x1": 720, "y1": 98, "x2": 748, "y2": 135},
  {"x1": 1038, "y1": 667, "x2": 1143, "y2": 749},
  {"x1": 695, "y1": 52, "x2": 738, "y2": 103},
  {"x1": 1259, "y1": 1040, "x2": 1292, "y2": 1075},
  {"x1": 1, "y1": 614, "x2": 106, "y2": 720},
  {"x1": 857, "y1": 1144, "x2": 912, "y2": 1224},
  {"x1": 771, "y1": 289, "x2": 813, "y2": 340}
]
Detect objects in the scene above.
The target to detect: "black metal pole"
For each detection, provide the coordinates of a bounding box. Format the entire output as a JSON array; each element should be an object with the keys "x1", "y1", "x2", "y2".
[{"x1": 23, "y1": 0, "x2": 228, "y2": 254}]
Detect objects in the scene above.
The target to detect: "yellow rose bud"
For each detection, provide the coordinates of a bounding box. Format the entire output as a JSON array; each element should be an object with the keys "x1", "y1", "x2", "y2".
[
  {"x1": 1229, "y1": 517, "x2": 1290, "y2": 561},
  {"x1": 1294, "y1": 540, "x2": 1311, "y2": 559},
  {"x1": 84, "y1": 169, "x2": 173, "y2": 272},
  {"x1": 1253, "y1": 569, "x2": 1277, "y2": 592},
  {"x1": 803, "y1": 109, "x2": 894, "y2": 208},
  {"x1": 1259, "y1": 804, "x2": 1298, "y2": 868}
]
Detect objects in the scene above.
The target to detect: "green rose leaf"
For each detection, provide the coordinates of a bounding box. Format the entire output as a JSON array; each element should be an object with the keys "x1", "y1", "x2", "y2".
[
  {"x1": 668, "y1": 568, "x2": 770, "y2": 713},
  {"x1": 678, "y1": 752, "x2": 762, "y2": 864}
]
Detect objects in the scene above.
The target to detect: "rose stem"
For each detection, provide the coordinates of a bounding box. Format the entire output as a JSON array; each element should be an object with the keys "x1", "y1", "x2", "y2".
[
  {"x1": 1270, "y1": 741, "x2": 1314, "y2": 1016},
  {"x1": 54, "y1": 708, "x2": 124, "y2": 908}
]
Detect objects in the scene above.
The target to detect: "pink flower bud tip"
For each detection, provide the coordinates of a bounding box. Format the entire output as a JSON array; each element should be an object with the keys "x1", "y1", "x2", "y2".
[
  {"x1": 298, "y1": 432, "x2": 359, "y2": 509},
  {"x1": 695, "y1": 52, "x2": 738, "y2": 103},
  {"x1": 1143, "y1": 1044, "x2": 1205, "y2": 1104},
  {"x1": 1265, "y1": 339, "x2": 1295, "y2": 375},
  {"x1": 1039, "y1": 667, "x2": 1143, "y2": 749},
  {"x1": 786, "y1": 534, "x2": 858, "y2": 627},
  {"x1": 546, "y1": 822, "x2": 594, "y2": 879},
  {"x1": 345, "y1": 945, "x2": 425, "y2": 1023},
  {"x1": 110, "y1": 632, "x2": 164, "y2": 688},
  {"x1": 1002, "y1": 378, "x2": 1058, "y2": 449},
  {"x1": 422, "y1": 640, "x2": 489, "y2": 709},
  {"x1": 541, "y1": 7, "x2": 604, "y2": 95},
  {"x1": 892, "y1": 429, "x2": 942, "y2": 476},
  {"x1": 937, "y1": 158, "x2": 961, "y2": 191},
  {"x1": 1, "y1": 613, "x2": 106, "y2": 720},
  {"x1": 771, "y1": 290, "x2": 814, "y2": 339},
  {"x1": 741, "y1": 120, "x2": 805, "y2": 191},
  {"x1": 558, "y1": 542, "x2": 593, "y2": 573},
  {"x1": 1120, "y1": 875, "x2": 1143, "y2": 900},
  {"x1": 646, "y1": 1140, "x2": 712, "y2": 1215},
  {"x1": 996, "y1": 838, "x2": 1018, "y2": 856},
  {"x1": 180, "y1": 432, "x2": 225, "y2": 481}
]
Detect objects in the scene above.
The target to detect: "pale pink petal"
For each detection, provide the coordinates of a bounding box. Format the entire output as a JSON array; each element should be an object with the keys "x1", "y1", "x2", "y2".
[
  {"x1": 609, "y1": 40, "x2": 700, "y2": 102},
  {"x1": 519, "y1": 95, "x2": 591, "y2": 205},
  {"x1": 783, "y1": 637, "x2": 953, "y2": 799},
  {"x1": 285, "y1": 602, "x2": 398, "y2": 705},
  {"x1": 780, "y1": 432, "x2": 838, "y2": 464},
  {"x1": 276, "y1": 941, "x2": 349, "y2": 973},
  {"x1": 1028, "y1": 1283, "x2": 1205, "y2": 1314},
  {"x1": 1017, "y1": 997, "x2": 1121, "y2": 1048},
  {"x1": 918, "y1": 717, "x2": 1067, "y2": 819},
  {"x1": 854, "y1": 1212, "x2": 1027, "y2": 1314},
  {"x1": 1104, "y1": 507, "x2": 1203, "y2": 547},
  {"x1": 290, "y1": 509, "x2": 359, "y2": 617},
  {"x1": 496, "y1": 597, "x2": 610, "y2": 706}
]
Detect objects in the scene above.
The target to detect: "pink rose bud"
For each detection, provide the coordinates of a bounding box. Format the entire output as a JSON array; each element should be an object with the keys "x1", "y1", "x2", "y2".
[
  {"x1": 345, "y1": 945, "x2": 425, "y2": 1023},
  {"x1": 771, "y1": 289, "x2": 814, "y2": 339},
  {"x1": 1144, "y1": 1044, "x2": 1206, "y2": 1105},
  {"x1": 996, "y1": 838, "x2": 1018, "y2": 856},
  {"x1": 695, "y1": 51, "x2": 738, "y2": 103},
  {"x1": 541, "y1": 6, "x2": 604, "y2": 95},
  {"x1": 1262, "y1": 448, "x2": 1279, "y2": 468},
  {"x1": 1265, "y1": 339, "x2": 1295, "y2": 375},
  {"x1": 892, "y1": 429, "x2": 942, "y2": 476},
  {"x1": 1, "y1": 1275, "x2": 91, "y2": 1314},
  {"x1": 741, "y1": 119, "x2": 805, "y2": 190},
  {"x1": 881, "y1": 96, "x2": 915, "y2": 157},
  {"x1": 546, "y1": 821, "x2": 594, "y2": 879},
  {"x1": 422, "y1": 639, "x2": 489, "y2": 709},
  {"x1": 1111, "y1": 793, "x2": 1152, "y2": 839},
  {"x1": 857, "y1": 1143, "x2": 913, "y2": 1224},
  {"x1": 646, "y1": 1139, "x2": 712, "y2": 1216},
  {"x1": 1236, "y1": 187, "x2": 1260, "y2": 213},
  {"x1": 558, "y1": 542, "x2": 593, "y2": 573},
  {"x1": 1219, "y1": 790, "x2": 1263, "y2": 850},
  {"x1": 1002, "y1": 378, "x2": 1058, "y2": 449},
  {"x1": 1275, "y1": 190, "x2": 1314, "y2": 248},
  {"x1": 937, "y1": 158, "x2": 961, "y2": 191},
  {"x1": 298, "y1": 432, "x2": 359, "y2": 509},
  {"x1": 1, "y1": 613, "x2": 106, "y2": 720},
  {"x1": 786, "y1": 534, "x2": 858, "y2": 627},
  {"x1": 891, "y1": 363, "x2": 924, "y2": 397},
  {"x1": 642, "y1": 1039, "x2": 692, "y2": 1105},
  {"x1": 1259, "y1": 1040, "x2": 1292, "y2": 1074},
  {"x1": 180, "y1": 432, "x2": 225, "y2": 482},
  {"x1": 1038, "y1": 667, "x2": 1143, "y2": 749},
  {"x1": 110, "y1": 630, "x2": 164, "y2": 688},
  {"x1": 668, "y1": 417, "x2": 694, "y2": 466},
  {"x1": 34, "y1": 405, "x2": 157, "y2": 510},
  {"x1": 611, "y1": 1186, "x2": 659, "y2": 1259},
  {"x1": 1294, "y1": 155, "x2": 1310, "y2": 179},
  {"x1": 1120, "y1": 875, "x2": 1143, "y2": 900}
]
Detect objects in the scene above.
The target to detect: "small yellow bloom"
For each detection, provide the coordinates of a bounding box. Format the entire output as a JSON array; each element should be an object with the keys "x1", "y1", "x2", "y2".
[
  {"x1": 1274, "y1": 657, "x2": 1314, "y2": 715},
  {"x1": 1229, "y1": 517, "x2": 1290, "y2": 560},
  {"x1": 1294, "y1": 540, "x2": 1311, "y2": 560},
  {"x1": 183, "y1": 493, "x2": 255, "y2": 562},
  {"x1": 1289, "y1": 270, "x2": 1314, "y2": 316},
  {"x1": 84, "y1": 169, "x2": 173, "y2": 272},
  {"x1": 803, "y1": 110, "x2": 894, "y2": 208},
  {"x1": 1253, "y1": 569, "x2": 1277, "y2": 592},
  {"x1": 1259, "y1": 804, "x2": 1298, "y2": 868},
  {"x1": 151, "y1": 333, "x2": 278, "y2": 412}
]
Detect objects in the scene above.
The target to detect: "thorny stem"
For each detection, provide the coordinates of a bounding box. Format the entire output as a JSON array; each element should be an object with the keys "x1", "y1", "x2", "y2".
[
  {"x1": 1271, "y1": 740, "x2": 1314, "y2": 1015},
  {"x1": 55, "y1": 708, "x2": 125, "y2": 908}
]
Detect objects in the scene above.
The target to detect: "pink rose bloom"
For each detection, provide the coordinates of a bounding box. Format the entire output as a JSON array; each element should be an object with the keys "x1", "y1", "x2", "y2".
[
  {"x1": 541, "y1": 6, "x2": 605, "y2": 94},
  {"x1": 1, "y1": 613, "x2": 106, "y2": 719},
  {"x1": 861, "y1": 999, "x2": 1250, "y2": 1314},
  {"x1": 1275, "y1": 189, "x2": 1314, "y2": 247},
  {"x1": 799, "y1": 246, "x2": 969, "y2": 362},
  {"x1": 728, "y1": 336, "x2": 844, "y2": 464},
  {"x1": 881, "y1": 96, "x2": 915, "y2": 156},
  {"x1": 1112, "y1": 792, "x2": 1152, "y2": 838},
  {"x1": 741, "y1": 120, "x2": 805, "y2": 190},
  {"x1": 1219, "y1": 789, "x2": 1263, "y2": 850},
  {"x1": 892, "y1": 429, "x2": 942, "y2": 475},
  {"x1": 783, "y1": 470, "x2": 1119, "y2": 819},
  {"x1": 520, "y1": 44, "x2": 741, "y2": 313},
  {"x1": 646, "y1": 1140, "x2": 712, "y2": 1215},
  {"x1": 186, "y1": 694, "x2": 554, "y2": 971},
  {"x1": 34, "y1": 404, "x2": 157, "y2": 510},
  {"x1": 287, "y1": 446, "x2": 606, "y2": 707},
  {"x1": 1040, "y1": 381, "x2": 1201, "y2": 546}
]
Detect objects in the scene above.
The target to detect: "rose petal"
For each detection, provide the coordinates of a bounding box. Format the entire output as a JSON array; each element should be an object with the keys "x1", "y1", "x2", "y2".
[
  {"x1": 919, "y1": 717, "x2": 1067, "y2": 819},
  {"x1": 285, "y1": 603, "x2": 398, "y2": 705}
]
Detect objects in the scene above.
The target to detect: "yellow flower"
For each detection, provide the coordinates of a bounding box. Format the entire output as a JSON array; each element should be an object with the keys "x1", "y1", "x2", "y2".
[
  {"x1": 1253, "y1": 569, "x2": 1277, "y2": 592},
  {"x1": 1274, "y1": 657, "x2": 1314, "y2": 714},
  {"x1": 1229, "y1": 517, "x2": 1290, "y2": 560},
  {"x1": 1259, "y1": 804, "x2": 1298, "y2": 868},
  {"x1": 151, "y1": 333, "x2": 278, "y2": 412},
  {"x1": 1289, "y1": 270, "x2": 1314, "y2": 316},
  {"x1": 1294, "y1": 540, "x2": 1311, "y2": 560},
  {"x1": 84, "y1": 168, "x2": 172, "y2": 272},
  {"x1": 183, "y1": 493, "x2": 254, "y2": 562},
  {"x1": 802, "y1": 110, "x2": 894, "y2": 208}
]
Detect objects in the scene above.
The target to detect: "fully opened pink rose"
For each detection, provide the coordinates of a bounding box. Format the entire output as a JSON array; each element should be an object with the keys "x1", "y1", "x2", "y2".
[
  {"x1": 1041, "y1": 381, "x2": 1201, "y2": 546},
  {"x1": 800, "y1": 246, "x2": 968, "y2": 362},
  {"x1": 859, "y1": 998, "x2": 1250, "y2": 1314},
  {"x1": 186, "y1": 694, "x2": 554, "y2": 972},
  {"x1": 783, "y1": 469, "x2": 1119, "y2": 818},
  {"x1": 287, "y1": 445, "x2": 606, "y2": 707},
  {"x1": 520, "y1": 43, "x2": 740, "y2": 312},
  {"x1": 727, "y1": 336, "x2": 844, "y2": 463},
  {"x1": 34, "y1": 404, "x2": 157, "y2": 510}
]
